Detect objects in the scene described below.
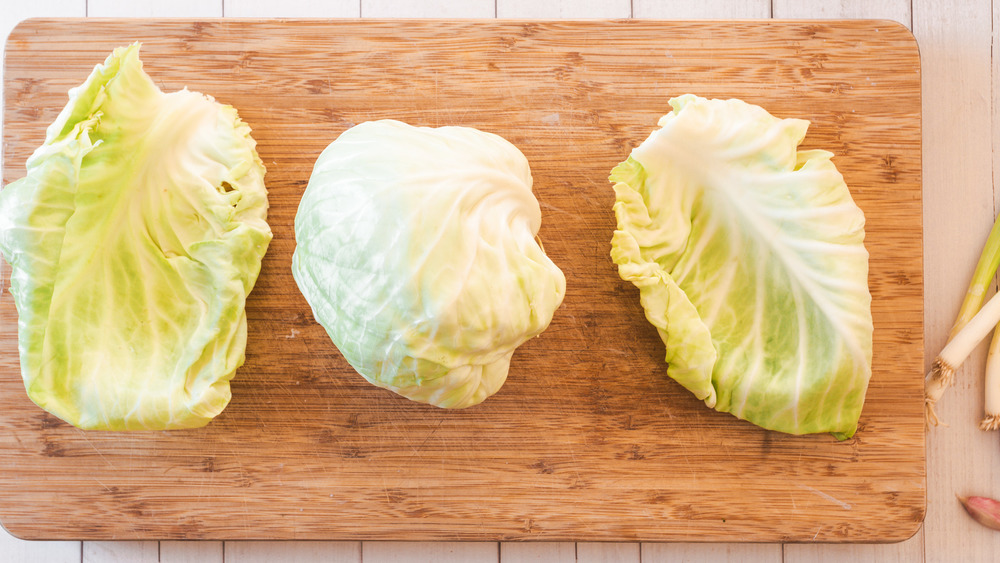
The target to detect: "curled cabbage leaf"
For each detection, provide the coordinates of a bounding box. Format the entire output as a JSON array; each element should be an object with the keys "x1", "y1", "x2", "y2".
[
  {"x1": 611, "y1": 94, "x2": 873, "y2": 438},
  {"x1": 0, "y1": 44, "x2": 272, "y2": 430},
  {"x1": 292, "y1": 120, "x2": 565, "y2": 408}
]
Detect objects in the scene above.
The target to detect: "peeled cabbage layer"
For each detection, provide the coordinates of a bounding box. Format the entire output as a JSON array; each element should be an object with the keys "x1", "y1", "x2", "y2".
[
  {"x1": 293, "y1": 120, "x2": 566, "y2": 408},
  {"x1": 611, "y1": 95, "x2": 873, "y2": 438},
  {"x1": 0, "y1": 44, "x2": 272, "y2": 430}
]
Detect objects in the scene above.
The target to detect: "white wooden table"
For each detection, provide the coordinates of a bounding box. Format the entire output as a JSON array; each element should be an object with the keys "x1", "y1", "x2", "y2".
[{"x1": 1, "y1": 0, "x2": 997, "y2": 562}]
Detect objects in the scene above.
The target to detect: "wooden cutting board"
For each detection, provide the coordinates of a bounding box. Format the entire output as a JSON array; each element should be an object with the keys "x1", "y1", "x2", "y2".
[{"x1": 0, "y1": 19, "x2": 923, "y2": 542}]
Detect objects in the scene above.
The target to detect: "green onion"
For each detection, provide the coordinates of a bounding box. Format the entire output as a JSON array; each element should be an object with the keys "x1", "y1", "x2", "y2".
[
  {"x1": 981, "y1": 327, "x2": 1000, "y2": 430},
  {"x1": 926, "y1": 214, "x2": 1000, "y2": 426}
]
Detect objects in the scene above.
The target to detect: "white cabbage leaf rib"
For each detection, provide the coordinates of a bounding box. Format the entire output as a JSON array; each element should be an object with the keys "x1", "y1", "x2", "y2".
[
  {"x1": 611, "y1": 94, "x2": 873, "y2": 438},
  {"x1": 0, "y1": 44, "x2": 272, "y2": 430},
  {"x1": 292, "y1": 120, "x2": 565, "y2": 408}
]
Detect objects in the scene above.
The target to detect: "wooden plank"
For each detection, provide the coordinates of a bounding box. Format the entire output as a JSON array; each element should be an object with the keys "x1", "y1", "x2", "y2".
[
  {"x1": 361, "y1": 0, "x2": 495, "y2": 17},
  {"x1": 83, "y1": 542, "x2": 157, "y2": 563},
  {"x1": 786, "y1": 544, "x2": 925, "y2": 563},
  {"x1": 576, "y1": 543, "x2": 640, "y2": 563},
  {"x1": 640, "y1": 543, "x2": 782, "y2": 562},
  {"x1": 496, "y1": 0, "x2": 630, "y2": 18},
  {"x1": 772, "y1": 0, "x2": 911, "y2": 27},
  {"x1": 224, "y1": 0, "x2": 360, "y2": 17},
  {"x1": 996, "y1": 0, "x2": 1000, "y2": 222},
  {"x1": 913, "y1": 0, "x2": 1000, "y2": 561},
  {"x1": 633, "y1": 0, "x2": 769, "y2": 18},
  {"x1": 362, "y1": 541, "x2": 497, "y2": 562},
  {"x1": 225, "y1": 541, "x2": 361, "y2": 562},
  {"x1": 87, "y1": 0, "x2": 223, "y2": 17},
  {"x1": 0, "y1": 527, "x2": 80, "y2": 563},
  {"x1": 501, "y1": 543, "x2": 575, "y2": 563},
  {"x1": 0, "y1": 19, "x2": 922, "y2": 543},
  {"x1": 159, "y1": 541, "x2": 223, "y2": 563}
]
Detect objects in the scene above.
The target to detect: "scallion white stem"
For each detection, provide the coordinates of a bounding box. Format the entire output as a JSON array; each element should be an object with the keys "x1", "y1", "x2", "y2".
[
  {"x1": 982, "y1": 327, "x2": 1000, "y2": 430},
  {"x1": 940, "y1": 292, "x2": 1000, "y2": 368},
  {"x1": 926, "y1": 214, "x2": 1000, "y2": 426}
]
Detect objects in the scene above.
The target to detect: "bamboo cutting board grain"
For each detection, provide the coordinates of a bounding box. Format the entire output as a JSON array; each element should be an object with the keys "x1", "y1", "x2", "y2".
[{"x1": 0, "y1": 19, "x2": 923, "y2": 542}]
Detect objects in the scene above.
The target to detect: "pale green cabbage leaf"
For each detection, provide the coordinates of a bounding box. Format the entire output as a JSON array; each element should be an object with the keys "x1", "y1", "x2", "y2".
[
  {"x1": 292, "y1": 120, "x2": 565, "y2": 408},
  {"x1": 611, "y1": 94, "x2": 873, "y2": 438},
  {"x1": 0, "y1": 44, "x2": 272, "y2": 430}
]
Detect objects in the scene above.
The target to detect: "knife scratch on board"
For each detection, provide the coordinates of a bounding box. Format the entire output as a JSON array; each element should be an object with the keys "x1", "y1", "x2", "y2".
[
  {"x1": 92, "y1": 476, "x2": 113, "y2": 494},
  {"x1": 798, "y1": 484, "x2": 852, "y2": 510},
  {"x1": 410, "y1": 418, "x2": 445, "y2": 457},
  {"x1": 383, "y1": 480, "x2": 393, "y2": 506},
  {"x1": 78, "y1": 431, "x2": 112, "y2": 468}
]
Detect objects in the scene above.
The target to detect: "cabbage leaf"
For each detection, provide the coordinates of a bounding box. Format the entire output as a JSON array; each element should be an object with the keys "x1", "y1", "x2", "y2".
[
  {"x1": 292, "y1": 120, "x2": 565, "y2": 408},
  {"x1": 611, "y1": 95, "x2": 873, "y2": 437},
  {"x1": 0, "y1": 44, "x2": 272, "y2": 430}
]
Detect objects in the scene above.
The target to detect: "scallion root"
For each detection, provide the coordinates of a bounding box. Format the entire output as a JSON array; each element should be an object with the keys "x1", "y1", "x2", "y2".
[
  {"x1": 925, "y1": 359, "x2": 956, "y2": 427},
  {"x1": 980, "y1": 415, "x2": 1000, "y2": 431}
]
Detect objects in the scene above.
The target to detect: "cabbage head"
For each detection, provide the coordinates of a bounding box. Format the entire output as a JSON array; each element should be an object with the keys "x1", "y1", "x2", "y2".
[
  {"x1": 0, "y1": 44, "x2": 272, "y2": 430},
  {"x1": 611, "y1": 95, "x2": 873, "y2": 438},
  {"x1": 292, "y1": 120, "x2": 565, "y2": 408}
]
